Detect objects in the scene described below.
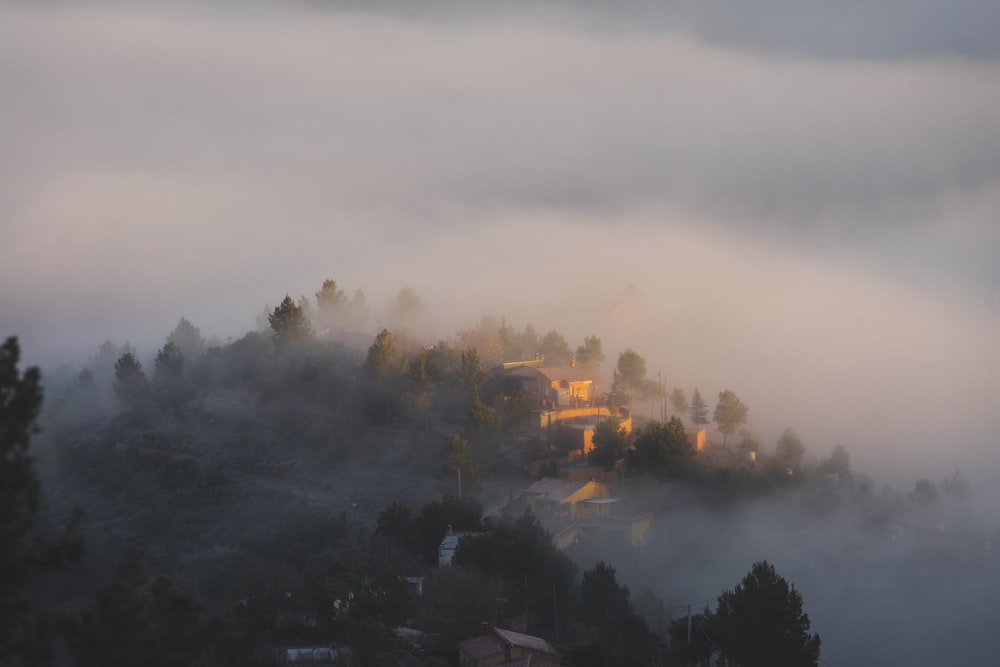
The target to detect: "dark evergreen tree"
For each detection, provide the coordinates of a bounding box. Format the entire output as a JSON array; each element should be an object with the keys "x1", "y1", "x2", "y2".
[
  {"x1": 630, "y1": 416, "x2": 692, "y2": 475},
  {"x1": 0, "y1": 337, "x2": 81, "y2": 665},
  {"x1": 709, "y1": 561, "x2": 821, "y2": 667},
  {"x1": 363, "y1": 329, "x2": 401, "y2": 379},
  {"x1": 589, "y1": 417, "x2": 628, "y2": 468},
  {"x1": 114, "y1": 352, "x2": 149, "y2": 404},
  {"x1": 268, "y1": 294, "x2": 312, "y2": 343},
  {"x1": 579, "y1": 561, "x2": 656, "y2": 667}
]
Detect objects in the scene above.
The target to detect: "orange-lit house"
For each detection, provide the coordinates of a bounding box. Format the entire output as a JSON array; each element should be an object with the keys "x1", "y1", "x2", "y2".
[
  {"x1": 504, "y1": 362, "x2": 596, "y2": 409},
  {"x1": 524, "y1": 478, "x2": 611, "y2": 519},
  {"x1": 687, "y1": 428, "x2": 706, "y2": 452}
]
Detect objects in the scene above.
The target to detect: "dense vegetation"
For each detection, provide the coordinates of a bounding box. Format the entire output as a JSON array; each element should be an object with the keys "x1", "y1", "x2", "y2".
[{"x1": 2, "y1": 278, "x2": 984, "y2": 666}]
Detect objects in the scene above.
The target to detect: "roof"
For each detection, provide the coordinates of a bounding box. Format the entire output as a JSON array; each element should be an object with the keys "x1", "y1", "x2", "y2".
[
  {"x1": 504, "y1": 365, "x2": 596, "y2": 384},
  {"x1": 458, "y1": 628, "x2": 559, "y2": 663},
  {"x1": 506, "y1": 366, "x2": 542, "y2": 380},
  {"x1": 537, "y1": 365, "x2": 595, "y2": 384},
  {"x1": 525, "y1": 478, "x2": 590, "y2": 501},
  {"x1": 493, "y1": 628, "x2": 558, "y2": 655},
  {"x1": 283, "y1": 647, "x2": 337, "y2": 662},
  {"x1": 457, "y1": 635, "x2": 506, "y2": 661},
  {"x1": 496, "y1": 657, "x2": 563, "y2": 667},
  {"x1": 583, "y1": 497, "x2": 619, "y2": 505}
]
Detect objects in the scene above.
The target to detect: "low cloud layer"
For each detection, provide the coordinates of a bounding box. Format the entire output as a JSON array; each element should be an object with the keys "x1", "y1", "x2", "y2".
[{"x1": 2, "y1": 3, "x2": 998, "y2": 478}]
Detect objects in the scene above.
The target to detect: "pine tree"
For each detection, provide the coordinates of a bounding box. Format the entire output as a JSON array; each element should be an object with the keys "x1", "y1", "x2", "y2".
[
  {"x1": 689, "y1": 387, "x2": 709, "y2": 430},
  {"x1": 268, "y1": 294, "x2": 312, "y2": 343}
]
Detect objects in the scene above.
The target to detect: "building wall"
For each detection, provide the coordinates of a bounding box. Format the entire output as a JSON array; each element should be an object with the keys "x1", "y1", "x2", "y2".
[
  {"x1": 563, "y1": 480, "x2": 611, "y2": 518},
  {"x1": 536, "y1": 406, "x2": 633, "y2": 434},
  {"x1": 687, "y1": 428, "x2": 706, "y2": 452}
]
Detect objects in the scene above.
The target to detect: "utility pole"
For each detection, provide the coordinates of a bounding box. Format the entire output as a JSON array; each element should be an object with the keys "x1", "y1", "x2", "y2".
[
  {"x1": 553, "y1": 586, "x2": 558, "y2": 640},
  {"x1": 524, "y1": 574, "x2": 529, "y2": 633},
  {"x1": 605, "y1": 605, "x2": 610, "y2": 667},
  {"x1": 457, "y1": 466, "x2": 462, "y2": 499},
  {"x1": 687, "y1": 605, "x2": 692, "y2": 644}
]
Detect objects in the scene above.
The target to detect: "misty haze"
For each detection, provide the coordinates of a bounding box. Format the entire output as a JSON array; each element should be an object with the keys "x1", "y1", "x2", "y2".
[{"x1": 2, "y1": 2, "x2": 999, "y2": 666}]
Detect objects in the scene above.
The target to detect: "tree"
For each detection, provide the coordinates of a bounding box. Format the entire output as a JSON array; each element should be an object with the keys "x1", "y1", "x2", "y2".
[
  {"x1": 457, "y1": 347, "x2": 488, "y2": 398},
  {"x1": 509, "y1": 324, "x2": 539, "y2": 362},
  {"x1": 456, "y1": 318, "x2": 504, "y2": 368},
  {"x1": 153, "y1": 342, "x2": 184, "y2": 383},
  {"x1": 579, "y1": 561, "x2": 655, "y2": 667},
  {"x1": 606, "y1": 369, "x2": 629, "y2": 412},
  {"x1": 1, "y1": 337, "x2": 81, "y2": 663},
  {"x1": 616, "y1": 348, "x2": 647, "y2": 406},
  {"x1": 538, "y1": 330, "x2": 572, "y2": 366},
  {"x1": 575, "y1": 335, "x2": 605, "y2": 370},
  {"x1": 453, "y1": 511, "x2": 577, "y2": 636},
  {"x1": 413, "y1": 568, "x2": 505, "y2": 648},
  {"x1": 589, "y1": 417, "x2": 628, "y2": 468},
  {"x1": 152, "y1": 342, "x2": 186, "y2": 406},
  {"x1": 775, "y1": 428, "x2": 806, "y2": 472},
  {"x1": 114, "y1": 352, "x2": 149, "y2": 403},
  {"x1": 709, "y1": 561, "x2": 821, "y2": 667},
  {"x1": 689, "y1": 388, "x2": 709, "y2": 431},
  {"x1": 669, "y1": 609, "x2": 714, "y2": 667},
  {"x1": 67, "y1": 554, "x2": 206, "y2": 667},
  {"x1": 414, "y1": 495, "x2": 483, "y2": 565},
  {"x1": 816, "y1": 444, "x2": 851, "y2": 479},
  {"x1": 912, "y1": 478, "x2": 938, "y2": 505},
  {"x1": 166, "y1": 318, "x2": 204, "y2": 362},
  {"x1": 346, "y1": 288, "x2": 370, "y2": 331},
  {"x1": 0, "y1": 336, "x2": 45, "y2": 662},
  {"x1": 376, "y1": 500, "x2": 413, "y2": 543},
  {"x1": 444, "y1": 433, "x2": 481, "y2": 492},
  {"x1": 737, "y1": 428, "x2": 760, "y2": 457},
  {"x1": 581, "y1": 561, "x2": 631, "y2": 619},
  {"x1": 713, "y1": 390, "x2": 748, "y2": 448},
  {"x1": 385, "y1": 287, "x2": 424, "y2": 330},
  {"x1": 363, "y1": 329, "x2": 402, "y2": 379},
  {"x1": 314, "y1": 278, "x2": 347, "y2": 332},
  {"x1": 297, "y1": 294, "x2": 313, "y2": 321},
  {"x1": 268, "y1": 294, "x2": 312, "y2": 343},
  {"x1": 406, "y1": 347, "x2": 434, "y2": 413},
  {"x1": 630, "y1": 416, "x2": 692, "y2": 475},
  {"x1": 668, "y1": 388, "x2": 688, "y2": 421},
  {"x1": 467, "y1": 397, "x2": 500, "y2": 434},
  {"x1": 941, "y1": 469, "x2": 970, "y2": 501}
]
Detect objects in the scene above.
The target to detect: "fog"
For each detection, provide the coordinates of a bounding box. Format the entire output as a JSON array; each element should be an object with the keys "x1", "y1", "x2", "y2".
[{"x1": 2, "y1": 3, "x2": 999, "y2": 663}]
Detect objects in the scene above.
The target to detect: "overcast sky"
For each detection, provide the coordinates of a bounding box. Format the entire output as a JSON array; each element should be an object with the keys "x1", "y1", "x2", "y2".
[{"x1": 2, "y1": 1, "x2": 999, "y2": 478}]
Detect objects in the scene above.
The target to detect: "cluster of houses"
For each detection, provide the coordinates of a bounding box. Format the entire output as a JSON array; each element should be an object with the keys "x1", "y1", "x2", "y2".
[{"x1": 269, "y1": 356, "x2": 683, "y2": 665}]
